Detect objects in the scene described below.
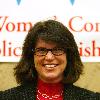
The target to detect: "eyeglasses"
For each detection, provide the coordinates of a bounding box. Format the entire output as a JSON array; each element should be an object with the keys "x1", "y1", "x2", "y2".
[{"x1": 34, "y1": 47, "x2": 65, "y2": 56}]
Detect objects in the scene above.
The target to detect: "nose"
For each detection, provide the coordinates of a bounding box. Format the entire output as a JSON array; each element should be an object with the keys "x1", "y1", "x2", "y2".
[{"x1": 45, "y1": 51, "x2": 55, "y2": 61}]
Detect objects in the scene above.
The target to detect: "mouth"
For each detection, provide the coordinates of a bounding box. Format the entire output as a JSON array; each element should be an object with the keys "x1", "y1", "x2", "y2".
[{"x1": 43, "y1": 64, "x2": 58, "y2": 69}]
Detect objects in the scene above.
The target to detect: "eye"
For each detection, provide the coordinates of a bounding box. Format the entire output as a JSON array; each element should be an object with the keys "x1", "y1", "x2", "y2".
[
  {"x1": 52, "y1": 48, "x2": 65, "y2": 55},
  {"x1": 34, "y1": 48, "x2": 47, "y2": 56}
]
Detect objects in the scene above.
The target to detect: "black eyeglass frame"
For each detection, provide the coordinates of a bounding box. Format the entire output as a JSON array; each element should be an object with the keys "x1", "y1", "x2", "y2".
[{"x1": 33, "y1": 47, "x2": 66, "y2": 56}]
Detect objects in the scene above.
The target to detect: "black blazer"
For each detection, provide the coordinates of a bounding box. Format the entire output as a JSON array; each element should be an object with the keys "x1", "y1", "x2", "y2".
[{"x1": 0, "y1": 84, "x2": 100, "y2": 100}]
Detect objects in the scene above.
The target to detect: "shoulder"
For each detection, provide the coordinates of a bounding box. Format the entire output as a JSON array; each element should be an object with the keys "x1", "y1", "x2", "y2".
[
  {"x1": 0, "y1": 84, "x2": 36, "y2": 100},
  {"x1": 64, "y1": 84, "x2": 100, "y2": 100}
]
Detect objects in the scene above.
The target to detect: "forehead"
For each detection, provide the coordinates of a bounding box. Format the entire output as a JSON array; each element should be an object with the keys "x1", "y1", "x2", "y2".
[{"x1": 35, "y1": 38, "x2": 57, "y2": 48}]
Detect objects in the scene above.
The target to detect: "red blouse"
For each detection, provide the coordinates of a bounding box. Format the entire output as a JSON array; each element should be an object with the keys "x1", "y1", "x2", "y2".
[{"x1": 36, "y1": 79, "x2": 63, "y2": 100}]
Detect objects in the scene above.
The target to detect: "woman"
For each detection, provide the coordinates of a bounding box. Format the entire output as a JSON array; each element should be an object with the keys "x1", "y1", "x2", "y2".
[{"x1": 1, "y1": 20, "x2": 100, "y2": 100}]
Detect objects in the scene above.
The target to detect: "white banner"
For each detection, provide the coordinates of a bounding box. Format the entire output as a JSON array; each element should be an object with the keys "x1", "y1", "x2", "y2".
[{"x1": 0, "y1": 0, "x2": 100, "y2": 62}]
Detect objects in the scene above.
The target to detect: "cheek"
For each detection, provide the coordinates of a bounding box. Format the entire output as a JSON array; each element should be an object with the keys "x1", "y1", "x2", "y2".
[
  {"x1": 34, "y1": 56, "x2": 43, "y2": 68},
  {"x1": 60, "y1": 54, "x2": 67, "y2": 64},
  {"x1": 60, "y1": 55, "x2": 67, "y2": 69}
]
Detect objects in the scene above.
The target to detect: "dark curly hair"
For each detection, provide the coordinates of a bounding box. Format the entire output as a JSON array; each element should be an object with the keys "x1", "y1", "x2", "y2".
[{"x1": 14, "y1": 20, "x2": 83, "y2": 85}]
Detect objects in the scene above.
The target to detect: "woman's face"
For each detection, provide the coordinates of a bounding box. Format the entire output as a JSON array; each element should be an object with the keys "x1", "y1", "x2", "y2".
[{"x1": 34, "y1": 39, "x2": 67, "y2": 83}]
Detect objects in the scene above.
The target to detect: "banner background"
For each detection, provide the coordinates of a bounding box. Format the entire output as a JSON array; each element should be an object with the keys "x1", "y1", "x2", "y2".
[{"x1": 0, "y1": 0, "x2": 100, "y2": 62}]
